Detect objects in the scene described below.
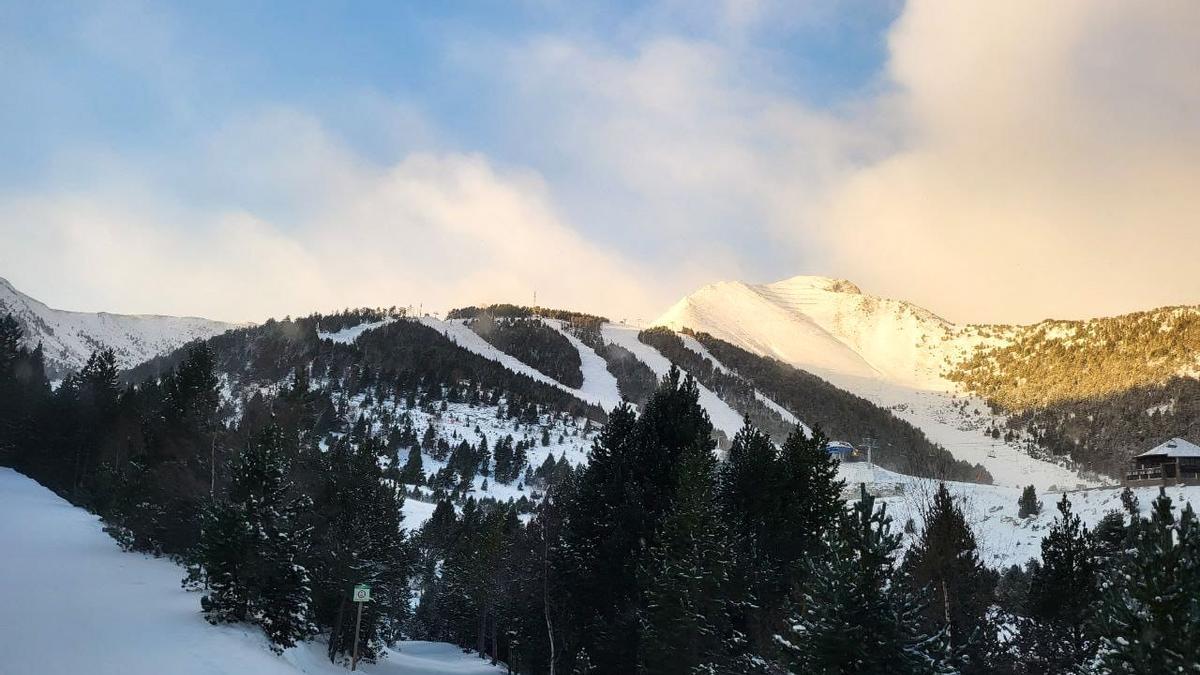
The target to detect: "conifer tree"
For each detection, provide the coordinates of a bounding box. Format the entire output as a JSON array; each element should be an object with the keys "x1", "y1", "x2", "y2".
[
  {"x1": 779, "y1": 485, "x2": 951, "y2": 674},
  {"x1": 560, "y1": 368, "x2": 715, "y2": 674},
  {"x1": 197, "y1": 424, "x2": 316, "y2": 651},
  {"x1": 776, "y1": 424, "x2": 841, "y2": 570},
  {"x1": 399, "y1": 445, "x2": 424, "y2": 485},
  {"x1": 310, "y1": 434, "x2": 411, "y2": 664},
  {"x1": 1019, "y1": 494, "x2": 1099, "y2": 672},
  {"x1": 638, "y1": 421, "x2": 739, "y2": 673},
  {"x1": 1017, "y1": 485, "x2": 1041, "y2": 518},
  {"x1": 901, "y1": 483, "x2": 998, "y2": 673},
  {"x1": 1091, "y1": 490, "x2": 1200, "y2": 673}
]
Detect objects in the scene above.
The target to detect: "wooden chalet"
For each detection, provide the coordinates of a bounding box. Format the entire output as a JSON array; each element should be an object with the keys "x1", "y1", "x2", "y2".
[{"x1": 1124, "y1": 437, "x2": 1200, "y2": 487}]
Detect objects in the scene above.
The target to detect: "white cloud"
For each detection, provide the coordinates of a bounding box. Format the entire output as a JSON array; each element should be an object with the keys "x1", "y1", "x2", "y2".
[
  {"x1": 814, "y1": 0, "x2": 1200, "y2": 322},
  {"x1": 0, "y1": 110, "x2": 653, "y2": 323},
  {"x1": 3, "y1": 0, "x2": 1197, "y2": 325}
]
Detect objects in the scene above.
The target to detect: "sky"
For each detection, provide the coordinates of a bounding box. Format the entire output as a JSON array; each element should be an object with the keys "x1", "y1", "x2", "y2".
[{"x1": 1, "y1": 0, "x2": 1197, "y2": 325}]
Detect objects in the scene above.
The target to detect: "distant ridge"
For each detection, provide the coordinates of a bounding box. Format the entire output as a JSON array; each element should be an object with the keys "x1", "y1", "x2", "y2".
[{"x1": 0, "y1": 276, "x2": 240, "y2": 377}]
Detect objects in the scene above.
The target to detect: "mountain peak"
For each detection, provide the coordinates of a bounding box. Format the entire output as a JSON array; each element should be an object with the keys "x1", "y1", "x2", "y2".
[{"x1": 765, "y1": 275, "x2": 862, "y2": 295}]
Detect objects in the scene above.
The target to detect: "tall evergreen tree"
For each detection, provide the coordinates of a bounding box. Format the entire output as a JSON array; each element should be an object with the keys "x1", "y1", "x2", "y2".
[
  {"x1": 718, "y1": 420, "x2": 842, "y2": 654},
  {"x1": 308, "y1": 434, "x2": 411, "y2": 664},
  {"x1": 1091, "y1": 489, "x2": 1200, "y2": 673},
  {"x1": 559, "y1": 367, "x2": 715, "y2": 674},
  {"x1": 779, "y1": 485, "x2": 951, "y2": 674},
  {"x1": 638, "y1": 420, "x2": 739, "y2": 673},
  {"x1": 901, "y1": 482, "x2": 998, "y2": 674},
  {"x1": 399, "y1": 445, "x2": 425, "y2": 485},
  {"x1": 197, "y1": 424, "x2": 316, "y2": 651},
  {"x1": 1017, "y1": 494, "x2": 1099, "y2": 672}
]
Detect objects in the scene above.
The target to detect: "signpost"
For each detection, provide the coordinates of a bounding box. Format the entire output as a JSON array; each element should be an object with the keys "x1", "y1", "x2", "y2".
[{"x1": 351, "y1": 584, "x2": 371, "y2": 671}]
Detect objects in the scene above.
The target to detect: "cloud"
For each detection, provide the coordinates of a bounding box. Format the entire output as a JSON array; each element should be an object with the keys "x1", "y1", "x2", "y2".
[
  {"x1": 2, "y1": 0, "x2": 1197, "y2": 326},
  {"x1": 481, "y1": 33, "x2": 877, "y2": 289},
  {"x1": 814, "y1": 0, "x2": 1200, "y2": 323},
  {"x1": 0, "y1": 109, "x2": 653, "y2": 323}
]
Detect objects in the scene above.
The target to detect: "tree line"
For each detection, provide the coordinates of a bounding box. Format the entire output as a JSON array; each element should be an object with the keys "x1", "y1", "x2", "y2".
[{"x1": 3, "y1": 311, "x2": 1199, "y2": 672}]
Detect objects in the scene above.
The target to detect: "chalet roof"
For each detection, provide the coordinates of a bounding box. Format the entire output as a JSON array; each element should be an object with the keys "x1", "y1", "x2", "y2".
[{"x1": 1136, "y1": 437, "x2": 1200, "y2": 459}]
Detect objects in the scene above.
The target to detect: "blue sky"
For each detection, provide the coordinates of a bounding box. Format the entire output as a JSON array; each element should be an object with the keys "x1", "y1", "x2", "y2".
[
  {"x1": 1, "y1": 1, "x2": 1196, "y2": 323},
  {"x1": 2, "y1": 1, "x2": 894, "y2": 183}
]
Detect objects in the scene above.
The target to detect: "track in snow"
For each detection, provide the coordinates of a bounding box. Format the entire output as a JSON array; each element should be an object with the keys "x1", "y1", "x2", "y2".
[
  {"x1": 419, "y1": 317, "x2": 620, "y2": 411},
  {"x1": 677, "y1": 333, "x2": 812, "y2": 437},
  {"x1": 600, "y1": 323, "x2": 745, "y2": 440}
]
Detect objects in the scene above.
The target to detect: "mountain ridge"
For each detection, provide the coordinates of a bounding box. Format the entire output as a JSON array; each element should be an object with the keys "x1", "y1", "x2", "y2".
[
  {"x1": 654, "y1": 274, "x2": 1200, "y2": 481},
  {"x1": 0, "y1": 276, "x2": 240, "y2": 378}
]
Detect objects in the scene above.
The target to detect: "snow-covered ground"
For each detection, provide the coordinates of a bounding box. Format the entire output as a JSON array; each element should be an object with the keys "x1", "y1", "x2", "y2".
[
  {"x1": 333, "y1": 390, "x2": 597, "y2": 530},
  {"x1": 838, "y1": 462, "x2": 1200, "y2": 569},
  {"x1": 601, "y1": 323, "x2": 745, "y2": 440},
  {"x1": 0, "y1": 467, "x2": 504, "y2": 675},
  {"x1": 419, "y1": 317, "x2": 621, "y2": 410},
  {"x1": 835, "y1": 375, "x2": 1096, "y2": 490},
  {"x1": 318, "y1": 318, "x2": 397, "y2": 344}
]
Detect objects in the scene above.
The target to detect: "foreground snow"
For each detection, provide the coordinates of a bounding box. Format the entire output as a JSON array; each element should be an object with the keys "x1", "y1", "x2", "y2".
[{"x1": 0, "y1": 468, "x2": 503, "y2": 675}]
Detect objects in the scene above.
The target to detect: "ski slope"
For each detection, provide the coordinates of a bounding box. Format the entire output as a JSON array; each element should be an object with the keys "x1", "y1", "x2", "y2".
[
  {"x1": 601, "y1": 323, "x2": 745, "y2": 440},
  {"x1": 0, "y1": 468, "x2": 504, "y2": 675},
  {"x1": 318, "y1": 318, "x2": 397, "y2": 344},
  {"x1": 540, "y1": 319, "x2": 622, "y2": 411},
  {"x1": 419, "y1": 317, "x2": 621, "y2": 410},
  {"x1": 678, "y1": 333, "x2": 811, "y2": 436}
]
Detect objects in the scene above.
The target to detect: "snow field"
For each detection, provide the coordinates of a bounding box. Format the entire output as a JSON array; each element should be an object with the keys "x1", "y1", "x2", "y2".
[
  {"x1": 838, "y1": 462, "x2": 1200, "y2": 569},
  {"x1": 337, "y1": 391, "x2": 595, "y2": 531},
  {"x1": 652, "y1": 276, "x2": 1096, "y2": 490},
  {"x1": 0, "y1": 467, "x2": 504, "y2": 675}
]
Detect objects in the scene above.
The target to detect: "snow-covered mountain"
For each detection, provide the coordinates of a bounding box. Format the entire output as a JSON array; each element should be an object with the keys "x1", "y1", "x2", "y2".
[
  {"x1": 653, "y1": 276, "x2": 1090, "y2": 488},
  {"x1": 0, "y1": 277, "x2": 239, "y2": 377},
  {"x1": 655, "y1": 275, "x2": 1008, "y2": 391}
]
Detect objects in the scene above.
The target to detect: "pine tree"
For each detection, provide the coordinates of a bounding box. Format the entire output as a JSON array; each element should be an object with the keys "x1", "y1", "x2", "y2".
[
  {"x1": 1091, "y1": 489, "x2": 1200, "y2": 673},
  {"x1": 309, "y1": 434, "x2": 411, "y2": 664},
  {"x1": 901, "y1": 482, "x2": 998, "y2": 673},
  {"x1": 399, "y1": 445, "x2": 424, "y2": 485},
  {"x1": 779, "y1": 484, "x2": 951, "y2": 674},
  {"x1": 1017, "y1": 485, "x2": 1041, "y2": 518},
  {"x1": 776, "y1": 424, "x2": 842, "y2": 570},
  {"x1": 197, "y1": 425, "x2": 316, "y2": 651},
  {"x1": 559, "y1": 367, "x2": 716, "y2": 674},
  {"x1": 638, "y1": 421, "x2": 738, "y2": 673},
  {"x1": 1018, "y1": 494, "x2": 1099, "y2": 672},
  {"x1": 717, "y1": 420, "x2": 842, "y2": 654}
]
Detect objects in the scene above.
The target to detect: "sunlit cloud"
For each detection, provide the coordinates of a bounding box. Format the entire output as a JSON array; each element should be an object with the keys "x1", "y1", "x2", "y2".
[{"x1": 1, "y1": 0, "x2": 1196, "y2": 324}]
